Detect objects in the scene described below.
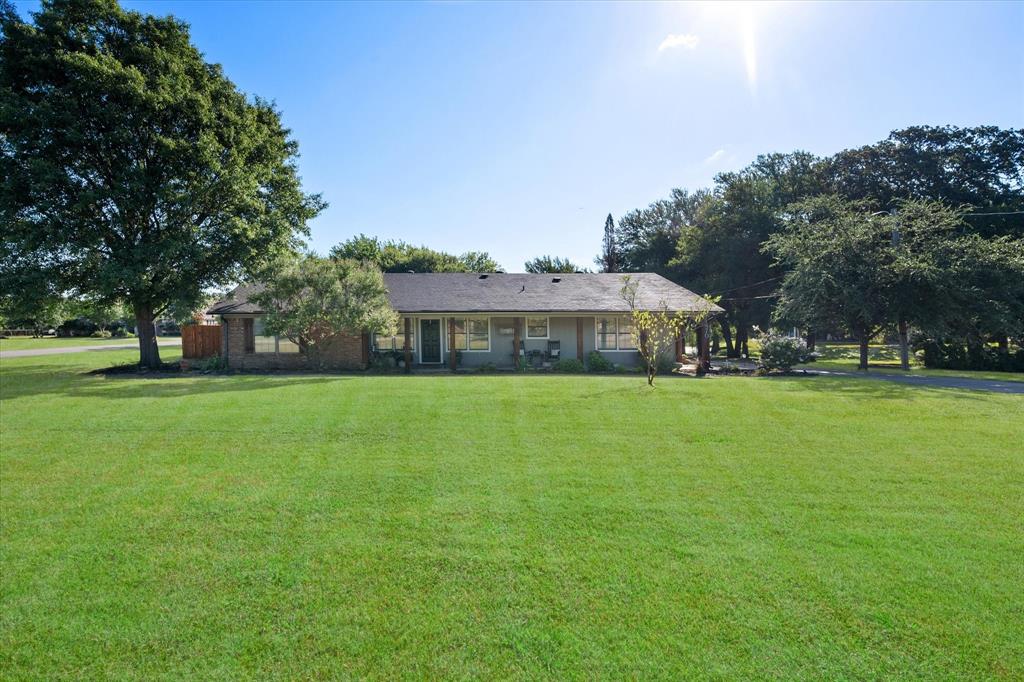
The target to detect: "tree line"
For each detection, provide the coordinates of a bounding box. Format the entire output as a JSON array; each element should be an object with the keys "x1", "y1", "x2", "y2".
[{"x1": 592, "y1": 126, "x2": 1024, "y2": 370}]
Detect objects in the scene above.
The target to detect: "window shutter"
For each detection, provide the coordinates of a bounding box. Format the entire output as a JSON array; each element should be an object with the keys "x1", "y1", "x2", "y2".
[{"x1": 243, "y1": 318, "x2": 254, "y2": 353}]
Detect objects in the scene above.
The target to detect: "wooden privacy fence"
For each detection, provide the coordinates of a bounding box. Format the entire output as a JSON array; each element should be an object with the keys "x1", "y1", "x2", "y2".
[{"x1": 182, "y1": 324, "x2": 221, "y2": 359}]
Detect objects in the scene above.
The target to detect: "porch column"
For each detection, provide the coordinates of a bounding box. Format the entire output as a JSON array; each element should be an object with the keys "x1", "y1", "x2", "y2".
[
  {"x1": 403, "y1": 317, "x2": 412, "y2": 374},
  {"x1": 448, "y1": 317, "x2": 457, "y2": 371},
  {"x1": 576, "y1": 317, "x2": 584, "y2": 360},
  {"x1": 360, "y1": 332, "x2": 370, "y2": 368},
  {"x1": 675, "y1": 333, "x2": 684, "y2": 362},
  {"x1": 512, "y1": 317, "x2": 521, "y2": 370}
]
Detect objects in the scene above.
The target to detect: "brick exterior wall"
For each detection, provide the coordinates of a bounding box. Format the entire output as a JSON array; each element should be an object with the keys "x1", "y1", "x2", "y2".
[{"x1": 222, "y1": 316, "x2": 366, "y2": 371}]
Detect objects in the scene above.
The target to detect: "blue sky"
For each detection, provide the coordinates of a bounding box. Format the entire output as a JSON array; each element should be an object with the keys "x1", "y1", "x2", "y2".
[{"x1": 17, "y1": 1, "x2": 1024, "y2": 271}]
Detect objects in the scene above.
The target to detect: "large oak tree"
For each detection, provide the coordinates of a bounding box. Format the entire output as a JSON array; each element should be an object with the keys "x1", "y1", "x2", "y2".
[{"x1": 0, "y1": 0, "x2": 324, "y2": 367}]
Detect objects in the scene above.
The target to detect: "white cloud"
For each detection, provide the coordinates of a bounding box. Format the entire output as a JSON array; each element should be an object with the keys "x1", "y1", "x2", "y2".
[
  {"x1": 705, "y1": 149, "x2": 726, "y2": 163},
  {"x1": 658, "y1": 33, "x2": 700, "y2": 52}
]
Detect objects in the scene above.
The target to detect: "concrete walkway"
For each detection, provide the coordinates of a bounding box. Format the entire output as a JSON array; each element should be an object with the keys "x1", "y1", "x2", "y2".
[
  {"x1": 807, "y1": 369, "x2": 1024, "y2": 394},
  {"x1": 0, "y1": 338, "x2": 181, "y2": 359}
]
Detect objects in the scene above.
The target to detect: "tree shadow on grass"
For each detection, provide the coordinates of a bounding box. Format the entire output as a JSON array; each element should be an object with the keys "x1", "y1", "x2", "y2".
[
  {"x1": 0, "y1": 364, "x2": 352, "y2": 402},
  {"x1": 761, "y1": 373, "x2": 997, "y2": 402}
]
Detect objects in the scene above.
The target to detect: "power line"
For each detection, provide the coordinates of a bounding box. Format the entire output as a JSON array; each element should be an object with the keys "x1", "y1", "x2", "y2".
[
  {"x1": 964, "y1": 210, "x2": 1024, "y2": 217},
  {"x1": 710, "y1": 275, "x2": 783, "y2": 297}
]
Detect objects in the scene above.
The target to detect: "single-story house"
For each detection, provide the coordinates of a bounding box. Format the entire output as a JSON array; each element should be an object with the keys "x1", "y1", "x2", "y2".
[{"x1": 207, "y1": 272, "x2": 721, "y2": 371}]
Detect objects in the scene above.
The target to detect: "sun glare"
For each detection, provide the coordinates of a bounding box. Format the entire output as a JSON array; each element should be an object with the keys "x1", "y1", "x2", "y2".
[{"x1": 696, "y1": 0, "x2": 774, "y2": 94}]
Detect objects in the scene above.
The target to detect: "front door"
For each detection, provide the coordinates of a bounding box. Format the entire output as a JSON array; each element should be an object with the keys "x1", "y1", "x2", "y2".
[{"x1": 420, "y1": 319, "x2": 442, "y2": 363}]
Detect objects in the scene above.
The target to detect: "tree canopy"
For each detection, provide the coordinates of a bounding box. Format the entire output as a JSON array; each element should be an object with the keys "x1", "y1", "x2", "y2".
[
  {"x1": 0, "y1": 0, "x2": 324, "y2": 367},
  {"x1": 764, "y1": 197, "x2": 1024, "y2": 369},
  {"x1": 252, "y1": 256, "x2": 397, "y2": 369},
  {"x1": 604, "y1": 125, "x2": 1024, "y2": 367},
  {"x1": 329, "y1": 235, "x2": 500, "y2": 273},
  {"x1": 524, "y1": 255, "x2": 584, "y2": 273}
]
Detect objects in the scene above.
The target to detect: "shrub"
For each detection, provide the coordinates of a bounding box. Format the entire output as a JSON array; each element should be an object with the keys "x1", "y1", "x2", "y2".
[
  {"x1": 915, "y1": 337, "x2": 1024, "y2": 372},
  {"x1": 552, "y1": 358, "x2": 584, "y2": 373},
  {"x1": 192, "y1": 354, "x2": 227, "y2": 373},
  {"x1": 758, "y1": 333, "x2": 811, "y2": 372},
  {"x1": 111, "y1": 328, "x2": 135, "y2": 338},
  {"x1": 56, "y1": 317, "x2": 98, "y2": 337},
  {"x1": 476, "y1": 362, "x2": 498, "y2": 373},
  {"x1": 368, "y1": 351, "x2": 399, "y2": 372},
  {"x1": 586, "y1": 351, "x2": 614, "y2": 373},
  {"x1": 90, "y1": 329, "x2": 112, "y2": 338}
]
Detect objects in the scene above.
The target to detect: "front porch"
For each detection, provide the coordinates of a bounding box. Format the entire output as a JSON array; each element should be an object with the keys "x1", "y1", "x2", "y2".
[{"x1": 374, "y1": 313, "x2": 711, "y2": 372}]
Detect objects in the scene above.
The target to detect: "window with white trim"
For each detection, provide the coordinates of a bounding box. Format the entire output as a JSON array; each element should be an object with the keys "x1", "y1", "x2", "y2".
[
  {"x1": 596, "y1": 317, "x2": 617, "y2": 350},
  {"x1": 617, "y1": 316, "x2": 637, "y2": 350},
  {"x1": 468, "y1": 318, "x2": 489, "y2": 350},
  {"x1": 597, "y1": 316, "x2": 638, "y2": 350},
  {"x1": 374, "y1": 320, "x2": 415, "y2": 352},
  {"x1": 526, "y1": 317, "x2": 548, "y2": 338},
  {"x1": 450, "y1": 317, "x2": 489, "y2": 351}
]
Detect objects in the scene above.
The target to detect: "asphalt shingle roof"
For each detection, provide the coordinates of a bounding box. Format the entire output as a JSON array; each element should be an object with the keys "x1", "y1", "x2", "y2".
[{"x1": 208, "y1": 273, "x2": 721, "y2": 315}]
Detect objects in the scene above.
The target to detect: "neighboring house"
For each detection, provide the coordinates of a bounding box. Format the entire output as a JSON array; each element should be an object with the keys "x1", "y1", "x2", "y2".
[{"x1": 207, "y1": 272, "x2": 721, "y2": 371}]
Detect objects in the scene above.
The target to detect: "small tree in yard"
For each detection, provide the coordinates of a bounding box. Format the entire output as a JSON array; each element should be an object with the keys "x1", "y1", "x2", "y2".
[
  {"x1": 621, "y1": 275, "x2": 717, "y2": 386},
  {"x1": 252, "y1": 257, "x2": 398, "y2": 370}
]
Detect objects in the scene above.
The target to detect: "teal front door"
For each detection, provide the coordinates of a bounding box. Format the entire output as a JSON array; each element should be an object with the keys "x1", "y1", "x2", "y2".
[{"x1": 420, "y1": 319, "x2": 441, "y2": 363}]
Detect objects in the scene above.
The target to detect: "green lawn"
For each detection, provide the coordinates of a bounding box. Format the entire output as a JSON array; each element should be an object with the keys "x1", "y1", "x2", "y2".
[
  {"x1": 0, "y1": 336, "x2": 137, "y2": 351},
  {"x1": 793, "y1": 342, "x2": 1024, "y2": 383},
  {"x1": 2, "y1": 350, "x2": 1022, "y2": 679}
]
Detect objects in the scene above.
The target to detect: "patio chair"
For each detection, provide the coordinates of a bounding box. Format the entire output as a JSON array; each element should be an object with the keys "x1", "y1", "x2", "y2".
[{"x1": 547, "y1": 339, "x2": 560, "y2": 361}]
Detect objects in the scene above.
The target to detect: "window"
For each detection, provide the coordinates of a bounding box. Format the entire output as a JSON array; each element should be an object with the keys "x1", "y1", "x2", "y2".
[
  {"x1": 253, "y1": 317, "x2": 275, "y2": 353},
  {"x1": 468, "y1": 318, "x2": 489, "y2": 350},
  {"x1": 596, "y1": 317, "x2": 617, "y2": 350},
  {"x1": 617, "y1": 316, "x2": 637, "y2": 350},
  {"x1": 450, "y1": 317, "x2": 489, "y2": 351},
  {"x1": 374, "y1": 319, "x2": 415, "y2": 352},
  {"x1": 251, "y1": 317, "x2": 300, "y2": 353},
  {"x1": 526, "y1": 317, "x2": 548, "y2": 338},
  {"x1": 451, "y1": 318, "x2": 467, "y2": 350}
]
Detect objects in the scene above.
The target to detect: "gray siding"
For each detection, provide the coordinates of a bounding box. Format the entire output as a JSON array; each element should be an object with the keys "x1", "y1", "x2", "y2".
[{"x1": 377, "y1": 315, "x2": 650, "y2": 369}]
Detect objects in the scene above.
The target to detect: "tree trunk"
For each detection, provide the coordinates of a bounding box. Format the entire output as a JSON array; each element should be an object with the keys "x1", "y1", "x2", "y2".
[
  {"x1": 858, "y1": 330, "x2": 869, "y2": 371},
  {"x1": 720, "y1": 319, "x2": 736, "y2": 358},
  {"x1": 736, "y1": 325, "x2": 749, "y2": 358},
  {"x1": 696, "y1": 322, "x2": 710, "y2": 376},
  {"x1": 134, "y1": 303, "x2": 161, "y2": 369},
  {"x1": 710, "y1": 332, "x2": 718, "y2": 355},
  {"x1": 805, "y1": 329, "x2": 816, "y2": 352},
  {"x1": 898, "y1": 318, "x2": 910, "y2": 371}
]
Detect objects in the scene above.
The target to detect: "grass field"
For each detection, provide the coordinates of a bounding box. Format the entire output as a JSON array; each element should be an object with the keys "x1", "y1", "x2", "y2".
[
  {"x1": 2, "y1": 349, "x2": 1022, "y2": 679},
  {"x1": 0, "y1": 336, "x2": 138, "y2": 351},
  {"x1": 787, "y1": 342, "x2": 1024, "y2": 383}
]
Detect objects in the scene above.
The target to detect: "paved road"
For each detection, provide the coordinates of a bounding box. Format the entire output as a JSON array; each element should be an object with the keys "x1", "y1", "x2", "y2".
[
  {"x1": 0, "y1": 338, "x2": 181, "y2": 359},
  {"x1": 808, "y1": 369, "x2": 1024, "y2": 394}
]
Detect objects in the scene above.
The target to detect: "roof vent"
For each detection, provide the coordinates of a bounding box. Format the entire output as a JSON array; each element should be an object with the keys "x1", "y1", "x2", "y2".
[
  {"x1": 478, "y1": 274, "x2": 489, "y2": 279},
  {"x1": 551, "y1": 277, "x2": 561, "y2": 283}
]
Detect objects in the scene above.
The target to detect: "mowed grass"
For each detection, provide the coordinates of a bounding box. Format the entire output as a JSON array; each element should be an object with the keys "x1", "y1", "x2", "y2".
[
  {"x1": 0, "y1": 336, "x2": 139, "y2": 351},
  {"x1": 1, "y1": 350, "x2": 1022, "y2": 679},
  {"x1": 795, "y1": 342, "x2": 1024, "y2": 383}
]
